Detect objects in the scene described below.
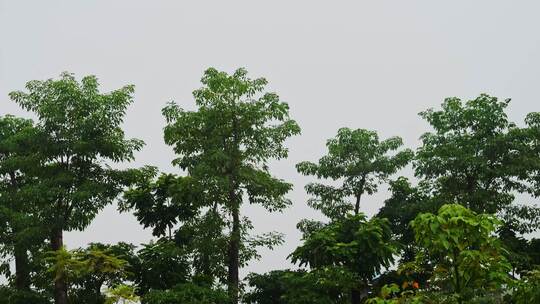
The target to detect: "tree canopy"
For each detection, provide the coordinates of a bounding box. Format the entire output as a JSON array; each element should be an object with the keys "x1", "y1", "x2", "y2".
[{"x1": 1, "y1": 71, "x2": 540, "y2": 304}]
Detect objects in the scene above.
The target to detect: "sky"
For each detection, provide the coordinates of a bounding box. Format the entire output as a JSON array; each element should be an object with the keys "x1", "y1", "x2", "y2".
[{"x1": 1, "y1": 0, "x2": 540, "y2": 277}]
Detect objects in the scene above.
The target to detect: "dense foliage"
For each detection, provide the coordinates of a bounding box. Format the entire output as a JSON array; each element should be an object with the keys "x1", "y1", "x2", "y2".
[{"x1": 1, "y1": 70, "x2": 540, "y2": 304}]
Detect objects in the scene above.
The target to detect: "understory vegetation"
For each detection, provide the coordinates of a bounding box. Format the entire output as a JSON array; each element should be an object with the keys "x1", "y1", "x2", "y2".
[{"x1": 1, "y1": 68, "x2": 540, "y2": 303}]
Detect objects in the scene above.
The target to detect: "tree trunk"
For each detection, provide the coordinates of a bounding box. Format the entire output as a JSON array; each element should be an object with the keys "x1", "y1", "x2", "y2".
[
  {"x1": 351, "y1": 288, "x2": 361, "y2": 304},
  {"x1": 354, "y1": 177, "x2": 366, "y2": 215},
  {"x1": 227, "y1": 202, "x2": 240, "y2": 304},
  {"x1": 354, "y1": 194, "x2": 362, "y2": 215},
  {"x1": 227, "y1": 113, "x2": 241, "y2": 304},
  {"x1": 453, "y1": 250, "x2": 463, "y2": 304},
  {"x1": 51, "y1": 228, "x2": 69, "y2": 304},
  {"x1": 353, "y1": 179, "x2": 366, "y2": 303},
  {"x1": 8, "y1": 172, "x2": 32, "y2": 291},
  {"x1": 14, "y1": 242, "x2": 31, "y2": 290}
]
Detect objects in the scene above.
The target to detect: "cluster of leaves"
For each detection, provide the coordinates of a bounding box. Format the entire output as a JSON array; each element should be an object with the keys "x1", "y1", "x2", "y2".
[
  {"x1": 245, "y1": 269, "x2": 353, "y2": 304},
  {"x1": 44, "y1": 244, "x2": 134, "y2": 304},
  {"x1": 296, "y1": 127, "x2": 412, "y2": 219},
  {"x1": 141, "y1": 283, "x2": 228, "y2": 304},
  {"x1": 290, "y1": 214, "x2": 397, "y2": 288},
  {"x1": 0, "y1": 286, "x2": 49, "y2": 304},
  {"x1": 410, "y1": 204, "x2": 510, "y2": 302},
  {"x1": 510, "y1": 269, "x2": 540, "y2": 304}
]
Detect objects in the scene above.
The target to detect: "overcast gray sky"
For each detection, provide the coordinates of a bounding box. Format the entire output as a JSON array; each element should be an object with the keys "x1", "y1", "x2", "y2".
[{"x1": 1, "y1": 0, "x2": 540, "y2": 277}]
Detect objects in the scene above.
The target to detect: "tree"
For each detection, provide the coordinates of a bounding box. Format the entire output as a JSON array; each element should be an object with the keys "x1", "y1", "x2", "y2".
[
  {"x1": 295, "y1": 128, "x2": 410, "y2": 303},
  {"x1": 415, "y1": 94, "x2": 540, "y2": 233},
  {"x1": 9, "y1": 72, "x2": 144, "y2": 304},
  {"x1": 297, "y1": 128, "x2": 412, "y2": 219},
  {"x1": 290, "y1": 214, "x2": 398, "y2": 304},
  {"x1": 0, "y1": 114, "x2": 42, "y2": 291},
  {"x1": 410, "y1": 204, "x2": 511, "y2": 304},
  {"x1": 162, "y1": 67, "x2": 300, "y2": 303}
]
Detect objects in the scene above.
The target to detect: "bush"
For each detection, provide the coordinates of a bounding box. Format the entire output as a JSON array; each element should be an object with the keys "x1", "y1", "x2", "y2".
[
  {"x1": 141, "y1": 283, "x2": 228, "y2": 304},
  {"x1": 511, "y1": 270, "x2": 540, "y2": 304},
  {"x1": 0, "y1": 286, "x2": 49, "y2": 304}
]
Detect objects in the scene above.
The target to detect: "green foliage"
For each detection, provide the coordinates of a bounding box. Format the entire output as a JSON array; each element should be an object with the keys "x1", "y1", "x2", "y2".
[
  {"x1": 291, "y1": 214, "x2": 396, "y2": 278},
  {"x1": 9, "y1": 72, "x2": 144, "y2": 233},
  {"x1": 0, "y1": 286, "x2": 49, "y2": 304},
  {"x1": 290, "y1": 213, "x2": 397, "y2": 303},
  {"x1": 244, "y1": 270, "x2": 294, "y2": 304},
  {"x1": 9, "y1": 72, "x2": 144, "y2": 302},
  {"x1": 131, "y1": 239, "x2": 191, "y2": 295},
  {"x1": 410, "y1": 204, "x2": 511, "y2": 302},
  {"x1": 105, "y1": 284, "x2": 139, "y2": 304},
  {"x1": 44, "y1": 244, "x2": 132, "y2": 304},
  {"x1": 121, "y1": 167, "x2": 201, "y2": 237},
  {"x1": 415, "y1": 94, "x2": 540, "y2": 233},
  {"x1": 141, "y1": 283, "x2": 228, "y2": 304},
  {"x1": 511, "y1": 269, "x2": 540, "y2": 304},
  {"x1": 121, "y1": 167, "x2": 228, "y2": 284},
  {"x1": 366, "y1": 283, "x2": 425, "y2": 304},
  {"x1": 0, "y1": 115, "x2": 43, "y2": 289},
  {"x1": 162, "y1": 67, "x2": 300, "y2": 213},
  {"x1": 294, "y1": 127, "x2": 409, "y2": 303},
  {"x1": 377, "y1": 177, "x2": 437, "y2": 262},
  {"x1": 244, "y1": 269, "x2": 350, "y2": 304},
  {"x1": 297, "y1": 128, "x2": 412, "y2": 218}
]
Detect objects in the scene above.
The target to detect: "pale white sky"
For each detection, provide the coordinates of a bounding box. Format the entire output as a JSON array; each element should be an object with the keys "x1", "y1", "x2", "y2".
[{"x1": 1, "y1": 0, "x2": 540, "y2": 277}]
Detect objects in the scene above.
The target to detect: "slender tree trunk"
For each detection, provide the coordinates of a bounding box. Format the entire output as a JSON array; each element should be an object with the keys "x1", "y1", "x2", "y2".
[
  {"x1": 352, "y1": 178, "x2": 366, "y2": 304},
  {"x1": 51, "y1": 228, "x2": 68, "y2": 304},
  {"x1": 354, "y1": 177, "x2": 366, "y2": 215},
  {"x1": 14, "y1": 241, "x2": 31, "y2": 290},
  {"x1": 227, "y1": 201, "x2": 240, "y2": 304},
  {"x1": 354, "y1": 193, "x2": 362, "y2": 215},
  {"x1": 227, "y1": 112, "x2": 242, "y2": 304},
  {"x1": 453, "y1": 250, "x2": 463, "y2": 304},
  {"x1": 351, "y1": 288, "x2": 361, "y2": 304},
  {"x1": 352, "y1": 193, "x2": 362, "y2": 304},
  {"x1": 9, "y1": 172, "x2": 31, "y2": 291}
]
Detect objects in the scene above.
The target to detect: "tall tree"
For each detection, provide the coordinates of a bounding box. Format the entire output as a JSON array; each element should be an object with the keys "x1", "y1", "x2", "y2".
[
  {"x1": 162, "y1": 67, "x2": 300, "y2": 303},
  {"x1": 415, "y1": 94, "x2": 540, "y2": 233},
  {"x1": 0, "y1": 114, "x2": 42, "y2": 291},
  {"x1": 295, "y1": 128, "x2": 410, "y2": 304},
  {"x1": 297, "y1": 128, "x2": 412, "y2": 219},
  {"x1": 9, "y1": 73, "x2": 144, "y2": 304}
]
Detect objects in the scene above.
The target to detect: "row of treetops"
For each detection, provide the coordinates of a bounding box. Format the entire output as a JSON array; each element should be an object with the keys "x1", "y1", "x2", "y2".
[{"x1": 1, "y1": 68, "x2": 540, "y2": 304}]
